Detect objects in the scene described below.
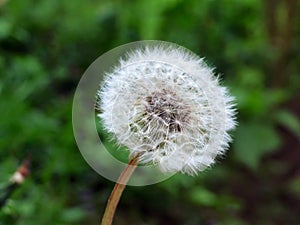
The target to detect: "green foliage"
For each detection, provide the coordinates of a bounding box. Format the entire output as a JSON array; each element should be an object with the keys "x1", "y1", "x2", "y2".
[
  {"x1": 275, "y1": 110, "x2": 300, "y2": 138},
  {"x1": 188, "y1": 187, "x2": 217, "y2": 206},
  {"x1": 234, "y1": 122, "x2": 281, "y2": 169},
  {"x1": 1, "y1": 0, "x2": 300, "y2": 224}
]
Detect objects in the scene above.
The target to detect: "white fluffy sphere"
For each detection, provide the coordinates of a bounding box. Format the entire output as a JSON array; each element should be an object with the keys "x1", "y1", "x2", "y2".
[{"x1": 98, "y1": 45, "x2": 236, "y2": 175}]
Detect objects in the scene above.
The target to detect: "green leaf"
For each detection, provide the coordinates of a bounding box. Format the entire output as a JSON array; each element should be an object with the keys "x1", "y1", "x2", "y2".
[
  {"x1": 287, "y1": 179, "x2": 300, "y2": 197},
  {"x1": 234, "y1": 122, "x2": 281, "y2": 169},
  {"x1": 188, "y1": 187, "x2": 217, "y2": 206},
  {"x1": 275, "y1": 110, "x2": 300, "y2": 139},
  {"x1": 61, "y1": 207, "x2": 86, "y2": 223},
  {"x1": 0, "y1": 20, "x2": 12, "y2": 39}
]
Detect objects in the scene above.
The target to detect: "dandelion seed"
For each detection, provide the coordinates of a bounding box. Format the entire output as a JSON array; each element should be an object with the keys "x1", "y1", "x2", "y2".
[{"x1": 97, "y1": 45, "x2": 237, "y2": 175}]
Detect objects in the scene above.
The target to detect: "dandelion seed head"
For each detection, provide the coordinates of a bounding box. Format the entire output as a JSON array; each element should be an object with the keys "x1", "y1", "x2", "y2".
[{"x1": 98, "y1": 45, "x2": 237, "y2": 175}]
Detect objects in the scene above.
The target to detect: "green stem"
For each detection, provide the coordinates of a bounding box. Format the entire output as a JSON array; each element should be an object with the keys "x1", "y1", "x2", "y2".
[{"x1": 101, "y1": 156, "x2": 139, "y2": 225}]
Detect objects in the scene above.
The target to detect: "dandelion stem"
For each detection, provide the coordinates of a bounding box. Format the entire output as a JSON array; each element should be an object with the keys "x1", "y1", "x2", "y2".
[{"x1": 101, "y1": 155, "x2": 139, "y2": 225}]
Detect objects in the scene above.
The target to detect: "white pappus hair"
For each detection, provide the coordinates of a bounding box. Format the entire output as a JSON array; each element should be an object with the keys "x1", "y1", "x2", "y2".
[{"x1": 97, "y1": 45, "x2": 237, "y2": 175}]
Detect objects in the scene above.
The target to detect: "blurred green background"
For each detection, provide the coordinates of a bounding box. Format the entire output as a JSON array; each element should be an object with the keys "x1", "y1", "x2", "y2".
[{"x1": 1, "y1": 0, "x2": 300, "y2": 224}]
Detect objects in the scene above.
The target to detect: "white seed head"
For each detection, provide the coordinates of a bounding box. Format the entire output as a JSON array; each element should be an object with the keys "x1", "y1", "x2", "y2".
[{"x1": 97, "y1": 45, "x2": 237, "y2": 175}]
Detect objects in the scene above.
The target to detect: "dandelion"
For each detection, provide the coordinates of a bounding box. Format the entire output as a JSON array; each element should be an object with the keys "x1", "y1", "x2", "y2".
[
  {"x1": 98, "y1": 45, "x2": 236, "y2": 175},
  {"x1": 97, "y1": 42, "x2": 237, "y2": 225}
]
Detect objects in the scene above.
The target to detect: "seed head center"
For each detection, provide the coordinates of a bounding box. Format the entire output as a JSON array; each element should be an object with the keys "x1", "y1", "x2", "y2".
[{"x1": 145, "y1": 89, "x2": 190, "y2": 132}]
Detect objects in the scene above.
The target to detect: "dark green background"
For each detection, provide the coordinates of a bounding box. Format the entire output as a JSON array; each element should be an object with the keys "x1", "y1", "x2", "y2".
[{"x1": 0, "y1": 0, "x2": 300, "y2": 224}]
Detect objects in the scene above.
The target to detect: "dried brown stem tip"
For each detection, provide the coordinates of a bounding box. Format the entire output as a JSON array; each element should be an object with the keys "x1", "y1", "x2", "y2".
[{"x1": 0, "y1": 156, "x2": 31, "y2": 209}]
